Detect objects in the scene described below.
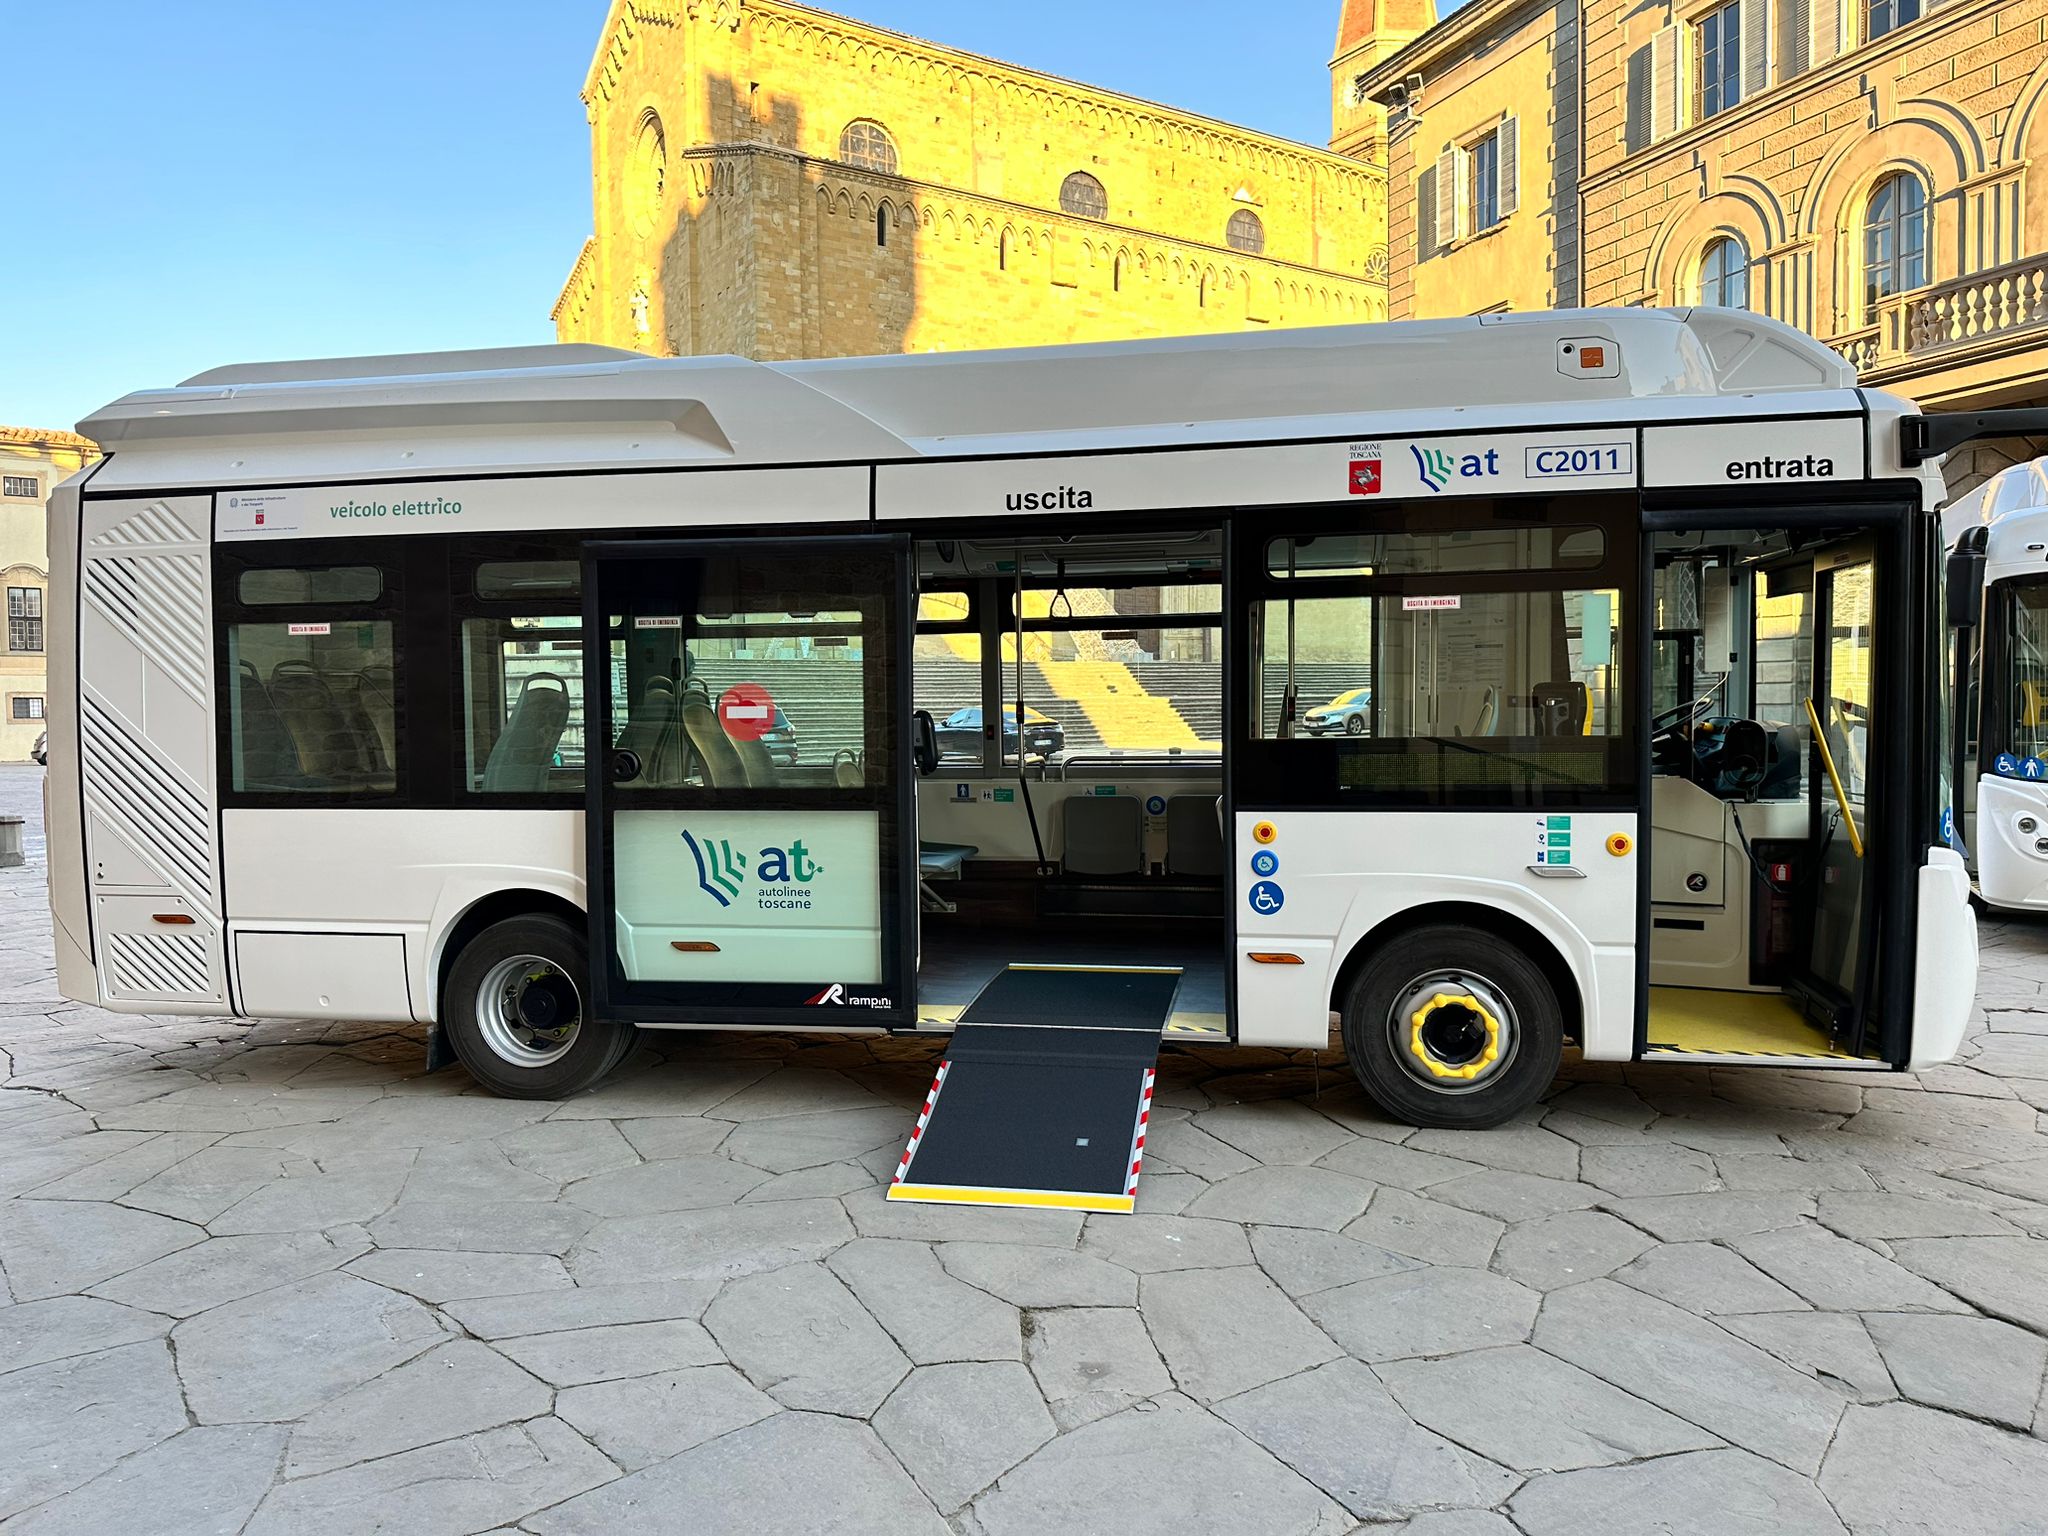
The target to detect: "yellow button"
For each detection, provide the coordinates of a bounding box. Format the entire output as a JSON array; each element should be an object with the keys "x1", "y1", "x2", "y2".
[
  {"x1": 1606, "y1": 832, "x2": 1633, "y2": 857},
  {"x1": 1252, "y1": 820, "x2": 1278, "y2": 845}
]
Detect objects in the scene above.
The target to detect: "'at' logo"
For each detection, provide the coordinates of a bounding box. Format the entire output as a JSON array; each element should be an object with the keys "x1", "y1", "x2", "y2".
[
  {"x1": 1348, "y1": 458, "x2": 1382, "y2": 495},
  {"x1": 682, "y1": 831, "x2": 748, "y2": 907},
  {"x1": 806, "y1": 983, "x2": 846, "y2": 1006},
  {"x1": 1411, "y1": 445, "x2": 1456, "y2": 493}
]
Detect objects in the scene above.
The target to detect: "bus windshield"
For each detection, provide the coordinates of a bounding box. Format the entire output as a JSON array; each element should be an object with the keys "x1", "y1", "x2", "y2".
[{"x1": 2005, "y1": 579, "x2": 2048, "y2": 762}]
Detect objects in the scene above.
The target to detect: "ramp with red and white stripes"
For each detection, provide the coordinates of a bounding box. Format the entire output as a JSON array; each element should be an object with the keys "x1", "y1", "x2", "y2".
[{"x1": 887, "y1": 964, "x2": 1179, "y2": 1215}]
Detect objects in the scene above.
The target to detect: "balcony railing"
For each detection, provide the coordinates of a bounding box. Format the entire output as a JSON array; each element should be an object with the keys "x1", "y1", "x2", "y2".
[{"x1": 1827, "y1": 254, "x2": 2048, "y2": 378}]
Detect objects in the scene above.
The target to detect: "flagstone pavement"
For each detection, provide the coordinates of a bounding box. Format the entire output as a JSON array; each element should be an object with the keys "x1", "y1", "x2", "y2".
[{"x1": 4, "y1": 763, "x2": 2048, "y2": 1533}]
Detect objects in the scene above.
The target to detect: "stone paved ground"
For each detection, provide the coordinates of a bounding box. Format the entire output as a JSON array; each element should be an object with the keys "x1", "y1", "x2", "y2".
[{"x1": 5, "y1": 762, "x2": 2048, "y2": 1533}]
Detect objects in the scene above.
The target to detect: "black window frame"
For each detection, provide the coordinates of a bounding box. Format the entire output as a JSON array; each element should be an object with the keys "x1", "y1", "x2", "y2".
[
  {"x1": 214, "y1": 540, "x2": 408, "y2": 808},
  {"x1": 1236, "y1": 490, "x2": 1643, "y2": 810},
  {"x1": 7, "y1": 585, "x2": 44, "y2": 654},
  {"x1": 449, "y1": 536, "x2": 594, "y2": 804},
  {"x1": 2, "y1": 475, "x2": 39, "y2": 500}
]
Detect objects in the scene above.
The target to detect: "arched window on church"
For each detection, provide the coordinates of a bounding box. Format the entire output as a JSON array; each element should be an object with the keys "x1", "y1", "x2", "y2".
[
  {"x1": 1226, "y1": 209, "x2": 1265, "y2": 255},
  {"x1": 1061, "y1": 172, "x2": 1108, "y2": 221},
  {"x1": 839, "y1": 120, "x2": 899, "y2": 176}
]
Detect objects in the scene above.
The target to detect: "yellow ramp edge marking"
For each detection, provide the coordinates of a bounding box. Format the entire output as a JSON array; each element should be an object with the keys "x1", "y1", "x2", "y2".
[{"x1": 887, "y1": 1183, "x2": 1135, "y2": 1213}]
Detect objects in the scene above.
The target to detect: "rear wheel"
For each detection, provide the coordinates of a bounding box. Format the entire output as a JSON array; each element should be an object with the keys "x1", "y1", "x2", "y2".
[
  {"x1": 441, "y1": 914, "x2": 635, "y2": 1099},
  {"x1": 1340, "y1": 923, "x2": 1563, "y2": 1129}
]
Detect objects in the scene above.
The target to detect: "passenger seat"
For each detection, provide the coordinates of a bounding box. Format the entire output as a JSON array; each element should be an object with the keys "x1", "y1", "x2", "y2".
[
  {"x1": 1166, "y1": 794, "x2": 1225, "y2": 877},
  {"x1": 234, "y1": 662, "x2": 303, "y2": 787},
  {"x1": 482, "y1": 674, "x2": 571, "y2": 792},
  {"x1": 681, "y1": 681, "x2": 746, "y2": 787},
  {"x1": 1062, "y1": 795, "x2": 1144, "y2": 877}
]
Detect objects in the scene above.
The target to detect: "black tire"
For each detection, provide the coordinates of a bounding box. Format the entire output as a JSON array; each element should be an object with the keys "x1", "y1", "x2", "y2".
[
  {"x1": 441, "y1": 914, "x2": 635, "y2": 1099},
  {"x1": 1344, "y1": 714, "x2": 1366, "y2": 735},
  {"x1": 1340, "y1": 922, "x2": 1563, "y2": 1130}
]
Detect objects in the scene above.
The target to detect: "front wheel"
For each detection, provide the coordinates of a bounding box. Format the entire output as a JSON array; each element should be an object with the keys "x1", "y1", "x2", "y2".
[
  {"x1": 1343, "y1": 714, "x2": 1366, "y2": 735},
  {"x1": 1340, "y1": 923, "x2": 1563, "y2": 1129},
  {"x1": 441, "y1": 914, "x2": 635, "y2": 1099}
]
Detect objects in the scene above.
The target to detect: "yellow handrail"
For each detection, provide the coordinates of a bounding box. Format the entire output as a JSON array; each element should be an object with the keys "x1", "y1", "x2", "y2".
[{"x1": 1804, "y1": 697, "x2": 1864, "y2": 858}]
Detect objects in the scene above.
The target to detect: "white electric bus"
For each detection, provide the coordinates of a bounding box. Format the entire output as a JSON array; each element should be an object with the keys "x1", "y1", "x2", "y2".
[
  {"x1": 44, "y1": 311, "x2": 1987, "y2": 1128},
  {"x1": 1946, "y1": 456, "x2": 2048, "y2": 912}
]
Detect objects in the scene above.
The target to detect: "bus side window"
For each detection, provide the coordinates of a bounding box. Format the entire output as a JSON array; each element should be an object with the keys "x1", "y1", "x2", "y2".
[
  {"x1": 224, "y1": 561, "x2": 400, "y2": 797},
  {"x1": 460, "y1": 560, "x2": 584, "y2": 796}
]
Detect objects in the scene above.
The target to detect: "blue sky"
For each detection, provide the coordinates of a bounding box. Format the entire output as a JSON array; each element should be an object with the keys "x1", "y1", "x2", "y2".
[{"x1": 2, "y1": 1, "x2": 1371, "y2": 431}]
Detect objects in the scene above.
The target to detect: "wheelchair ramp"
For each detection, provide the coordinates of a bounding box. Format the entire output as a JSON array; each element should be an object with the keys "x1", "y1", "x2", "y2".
[{"x1": 888, "y1": 964, "x2": 1181, "y2": 1214}]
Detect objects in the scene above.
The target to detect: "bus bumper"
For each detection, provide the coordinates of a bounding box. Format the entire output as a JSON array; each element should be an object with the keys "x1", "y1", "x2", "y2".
[{"x1": 1909, "y1": 847, "x2": 1976, "y2": 1071}]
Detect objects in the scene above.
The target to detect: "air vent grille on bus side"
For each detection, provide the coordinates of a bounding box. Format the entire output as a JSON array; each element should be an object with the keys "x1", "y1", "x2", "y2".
[
  {"x1": 77, "y1": 493, "x2": 227, "y2": 1010},
  {"x1": 81, "y1": 553, "x2": 209, "y2": 700},
  {"x1": 79, "y1": 696, "x2": 214, "y2": 899},
  {"x1": 104, "y1": 931, "x2": 213, "y2": 997}
]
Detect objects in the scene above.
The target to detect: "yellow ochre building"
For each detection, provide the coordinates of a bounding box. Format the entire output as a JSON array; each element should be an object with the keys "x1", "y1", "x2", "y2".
[
  {"x1": 1, "y1": 429, "x2": 98, "y2": 763},
  {"x1": 1353, "y1": 0, "x2": 2048, "y2": 488},
  {"x1": 555, "y1": 0, "x2": 1391, "y2": 359}
]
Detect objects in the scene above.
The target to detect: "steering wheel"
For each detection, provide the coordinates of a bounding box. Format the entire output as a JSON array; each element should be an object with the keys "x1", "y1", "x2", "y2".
[{"x1": 1652, "y1": 696, "x2": 1718, "y2": 734}]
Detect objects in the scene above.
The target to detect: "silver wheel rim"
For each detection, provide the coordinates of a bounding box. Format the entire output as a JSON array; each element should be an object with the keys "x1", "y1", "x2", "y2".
[
  {"x1": 475, "y1": 954, "x2": 582, "y2": 1068},
  {"x1": 1384, "y1": 967, "x2": 1519, "y2": 1095}
]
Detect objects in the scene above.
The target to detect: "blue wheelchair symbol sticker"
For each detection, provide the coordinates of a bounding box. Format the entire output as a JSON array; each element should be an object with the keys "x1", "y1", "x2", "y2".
[
  {"x1": 1248, "y1": 880, "x2": 1285, "y2": 915},
  {"x1": 1996, "y1": 753, "x2": 2023, "y2": 777},
  {"x1": 1251, "y1": 849, "x2": 1279, "y2": 878},
  {"x1": 1145, "y1": 794, "x2": 1167, "y2": 815}
]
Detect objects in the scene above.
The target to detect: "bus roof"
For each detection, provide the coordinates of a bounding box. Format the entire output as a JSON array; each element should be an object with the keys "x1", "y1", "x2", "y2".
[{"x1": 79, "y1": 309, "x2": 1865, "y2": 491}]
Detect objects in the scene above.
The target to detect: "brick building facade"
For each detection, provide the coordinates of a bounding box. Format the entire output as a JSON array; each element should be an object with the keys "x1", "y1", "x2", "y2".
[{"x1": 556, "y1": 0, "x2": 1390, "y2": 360}]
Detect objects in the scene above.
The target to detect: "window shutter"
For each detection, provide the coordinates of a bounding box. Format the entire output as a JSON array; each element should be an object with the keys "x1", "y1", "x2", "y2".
[
  {"x1": 1812, "y1": 0, "x2": 1840, "y2": 62},
  {"x1": 1417, "y1": 165, "x2": 1440, "y2": 262},
  {"x1": 1777, "y1": 0, "x2": 1810, "y2": 79},
  {"x1": 1435, "y1": 148, "x2": 1461, "y2": 248},
  {"x1": 1651, "y1": 25, "x2": 1682, "y2": 136},
  {"x1": 1742, "y1": 0, "x2": 1769, "y2": 96},
  {"x1": 1497, "y1": 117, "x2": 1520, "y2": 218},
  {"x1": 1625, "y1": 43, "x2": 1654, "y2": 152}
]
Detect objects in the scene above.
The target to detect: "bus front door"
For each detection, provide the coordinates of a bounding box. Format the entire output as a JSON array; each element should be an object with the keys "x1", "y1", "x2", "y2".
[{"x1": 581, "y1": 536, "x2": 918, "y2": 1030}]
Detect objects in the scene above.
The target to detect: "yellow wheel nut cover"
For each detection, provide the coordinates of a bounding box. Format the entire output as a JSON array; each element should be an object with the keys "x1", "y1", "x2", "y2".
[{"x1": 1408, "y1": 992, "x2": 1502, "y2": 1080}]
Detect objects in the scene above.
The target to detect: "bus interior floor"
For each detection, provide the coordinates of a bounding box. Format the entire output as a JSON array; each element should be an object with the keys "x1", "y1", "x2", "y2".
[
  {"x1": 1643, "y1": 984, "x2": 1874, "y2": 1062},
  {"x1": 918, "y1": 921, "x2": 1228, "y2": 1037}
]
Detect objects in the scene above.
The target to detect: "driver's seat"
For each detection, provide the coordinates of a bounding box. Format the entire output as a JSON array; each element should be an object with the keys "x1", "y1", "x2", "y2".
[
  {"x1": 1713, "y1": 718, "x2": 1771, "y2": 800},
  {"x1": 1531, "y1": 681, "x2": 1588, "y2": 737}
]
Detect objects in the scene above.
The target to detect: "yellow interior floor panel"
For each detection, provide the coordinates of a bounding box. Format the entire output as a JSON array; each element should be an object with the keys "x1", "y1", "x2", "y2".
[{"x1": 1645, "y1": 986, "x2": 1864, "y2": 1061}]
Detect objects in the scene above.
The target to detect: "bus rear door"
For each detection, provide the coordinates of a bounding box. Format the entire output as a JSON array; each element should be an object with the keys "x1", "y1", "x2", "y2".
[{"x1": 582, "y1": 536, "x2": 919, "y2": 1029}]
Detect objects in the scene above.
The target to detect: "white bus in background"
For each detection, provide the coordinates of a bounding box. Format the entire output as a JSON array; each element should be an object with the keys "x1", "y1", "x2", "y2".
[
  {"x1": 1946, "y1": 456, "x2": 2048, "y2": 912},
  {"x1": 43, "y1": 312, "x2": 1993, "y2": 1129}
]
